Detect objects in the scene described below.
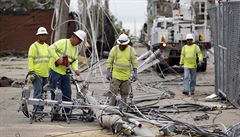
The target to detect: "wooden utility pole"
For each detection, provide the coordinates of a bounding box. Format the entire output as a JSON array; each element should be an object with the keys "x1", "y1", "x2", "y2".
[{"x1": 54, "y1": 0, "x2": 70, "y2": 42}]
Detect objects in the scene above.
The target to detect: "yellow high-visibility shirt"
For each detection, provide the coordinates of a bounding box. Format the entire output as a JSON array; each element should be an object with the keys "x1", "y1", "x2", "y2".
[
  {"x1": 107, "y1": 45, "x2": 137, "y2": 80},
  {"x1": 48, "y1": 39, "x2": 78, "y2": 75},
  {"x1": 28, "y1": 41, "x2": 50, "y2": 77},
  {"x1": 180, "y1": 44, "x2": 203, "y2": 68}
]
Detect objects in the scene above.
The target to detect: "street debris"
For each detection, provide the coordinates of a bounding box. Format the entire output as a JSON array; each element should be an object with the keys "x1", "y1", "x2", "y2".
[
  {"x1": 0, "y1": 76, "x2": 13, "y2": 87},
  {"x1": 194, "y1": 114, "x2": 210, "y2": 121}
]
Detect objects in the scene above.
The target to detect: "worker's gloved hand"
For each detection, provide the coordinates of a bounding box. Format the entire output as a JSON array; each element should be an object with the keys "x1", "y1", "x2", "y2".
[
  {"x1": 29, "y1": 73, "x2": 37, "y2": 82},
  {"x1": 106, "y1": 71, "x2": 112, "y2": 81},
  {"x1": 56, "y1": 57, "x2": 63, "y2": 65},
  {"x1": 28, "y1": 71, "x2": 35, "y2": 74},
  {"x1": 55, "y1": 57, "x2": 63, "y2": 66},
  {"x1": 75, "y1": 70, "x2": 80, "y2": 76},
  {"x1": 62, "y1": 56, "x2": 69, "y2": 67},
  {"x1": 198, "y1": 62, "x2": 202, "y2": 67},
  {"x1": 130, "y1": 73, "x2": 138, "y2": 82},
  {"x1": 55, "y1": 56, "x2": 69, "y2": 67},
  {"x1": 179, "y1": 64, "x2": 184, "y2": 68}
]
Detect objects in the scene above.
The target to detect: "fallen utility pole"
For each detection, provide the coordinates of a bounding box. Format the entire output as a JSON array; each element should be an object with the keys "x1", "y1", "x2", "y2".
[
  {"x1": 80, "y1": 85, "x2": 157, "y2": 136},
  {"x1": 137, "y1": 49, "x2": 162, "y2": 73},
  {"x1": 19, "y1": 71, "x2": 158, "y2": 136}
]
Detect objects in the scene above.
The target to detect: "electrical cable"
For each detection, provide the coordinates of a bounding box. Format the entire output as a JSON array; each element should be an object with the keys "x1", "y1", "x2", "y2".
[{"x1": 20, "y1": 1, "x2": 230, "y2": 136}]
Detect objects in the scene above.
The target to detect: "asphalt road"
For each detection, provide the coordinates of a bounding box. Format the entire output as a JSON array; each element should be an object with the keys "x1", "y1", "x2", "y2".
[{"x1": 0, "y1": 46, "x2": 239, "y2": 137}]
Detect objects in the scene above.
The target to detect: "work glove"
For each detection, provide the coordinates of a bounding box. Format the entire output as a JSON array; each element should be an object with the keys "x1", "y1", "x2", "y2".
[
  {"x1": 28, "y1": 71, "x2": 35, "y2": 74},
  {"x1": 55, "y1": 57, "x2": 63, "y2": 66},
  {"x1": 179, "y1": 64, "x2": 184, "y2": 68},
  {"x1": 55, "y1": 56, "x2": 69, "y2": 67},
  {"x1": 28, "y1": 71, "x2": 37, "y2": 82},
  {"x1": 198, "y1": 62, "x2": 202, "y2": 67},
  {"x1": 75, "y1": 70, "x2": 80, "y2": 76},
  {"x1": 130, "y1": 73, "x2": 138, "y2": 82},
  {"x1": 106, "y1": 70, "x2": 112, "y2": 81}
]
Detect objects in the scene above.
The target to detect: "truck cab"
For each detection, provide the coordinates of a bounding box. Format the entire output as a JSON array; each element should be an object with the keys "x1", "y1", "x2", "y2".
[{"x1": 149, "y1": 0, "x2": 211, "y2": 72}]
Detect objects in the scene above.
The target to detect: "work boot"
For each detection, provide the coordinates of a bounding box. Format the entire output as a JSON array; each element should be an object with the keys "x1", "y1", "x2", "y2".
[
  {"x1": 182, "y1": 91, "x2": 189, "y2": 95},
  {"x1": 109, "y1": 96, "x2": 116, "y2": 106},
  {"x1": 120, "y1": 97, "x2": 128, "y2": 112}
]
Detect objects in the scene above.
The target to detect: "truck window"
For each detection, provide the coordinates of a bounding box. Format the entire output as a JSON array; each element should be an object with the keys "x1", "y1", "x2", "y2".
[
  {"x1": 157, "y1": 22, "x2": 164, "y2": 29},
  {"x1": 167, "y1": 22, "x2": 173, "y2": 28},
  {"x1": 201, "y1": 2, "x2": 205, "y2": 13}
]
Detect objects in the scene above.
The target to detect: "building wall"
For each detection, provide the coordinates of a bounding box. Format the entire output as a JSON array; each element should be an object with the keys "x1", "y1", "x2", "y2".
[{"x1": 0, "y1": 9, "x2": 53, "y2": 51}]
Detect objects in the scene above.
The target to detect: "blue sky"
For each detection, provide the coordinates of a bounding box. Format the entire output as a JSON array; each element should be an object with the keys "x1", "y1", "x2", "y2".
[{"x1": 109, "y1": 0, "x2": 147, "y2": 36}]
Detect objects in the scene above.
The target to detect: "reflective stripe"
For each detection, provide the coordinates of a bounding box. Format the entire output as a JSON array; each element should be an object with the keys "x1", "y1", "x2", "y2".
[
  {"x1": 33, "y1": 43, "x2": 49, "y2": 59},
  {"x1": 74, "y1": 46, "x2": 78, "y2": 61},
  {"x1": 54, "y1": 44, "x2": 61, "y2": 57},
  {"x1": 28, "y1": 55, "x2": 35, "y2": 58},
  {"x1": 113, "y1": 63, "x2": 131, "y2": 68},
  {"x1": 32, "y1": 56, "x2": 50, "y2": 59},
  {"x1": 34, "y1": 44, "x2": 40, "y2": 56},
  {"x1": 194, "y1": 45, "x2": 196, "y2": 57},
  {"x1": 54, "y1": 40, "x2": 77, "y2": 61},
  {"x1": 115, "y1": 45, "x2": 118, "y2": 63},
  {"x1": 33, "y1": 60, "x2": 49, "y2": 64},
  {"x1": 183, "y1": 44, "x2": 197, "y2": 60},
  {"x1": 108, "y1": 54, "x2": 113, "y2": 58},
  {"x1": 129, "y1": 47, "x2": 132, "y2": 66},
  {"x1": 113, "y1": 45, "x2": 132, "y2": 68},
  {"x1": 64, "y1": 40, "x2": 67, "y2": 55}
]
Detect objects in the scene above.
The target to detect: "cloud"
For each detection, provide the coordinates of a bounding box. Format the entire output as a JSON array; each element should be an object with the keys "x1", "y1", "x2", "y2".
[{"x1": 109, "y1": 0, "x2": 147, "y2": 36}]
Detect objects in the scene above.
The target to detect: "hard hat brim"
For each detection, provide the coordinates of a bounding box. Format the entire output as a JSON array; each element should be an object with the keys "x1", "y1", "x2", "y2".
[
  {"x1": 73, "y1": 32, "x2": 85, "y2": 42},
  {"x1": 117, "y1": 39, "x2": 130, "y2": 45},
  {"x1": 36, "y1": 32, "x2": 48, "y2": 35}
]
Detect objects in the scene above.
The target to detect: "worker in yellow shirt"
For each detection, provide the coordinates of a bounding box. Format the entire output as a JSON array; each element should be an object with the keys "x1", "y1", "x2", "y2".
[
  {"x1": 48, "y1": 30, "x2": 86, "y2": 113},
  {"x1": 106, "y1": 33, "x2": 138, "y2": 111},
  {"x1": 179, "y1": 33, "x2": 203, "y2": 96},
  {"x1": 28, "y1": 27, "x2": 49, "y2": 112}
]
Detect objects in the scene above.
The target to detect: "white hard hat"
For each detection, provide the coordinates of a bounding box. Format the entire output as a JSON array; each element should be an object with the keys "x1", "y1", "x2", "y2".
[
  {"x1": 73, "y1": 30, "x2": 86, "y2": 41},
  {"x1": 36, "y1": 27, "x2": 48, "y2": 35},
  {"x1": 186, "y1": 33, "x2": 194, "y2": 40},
  {"x1": 117, "y1": 34, "x2": 130, "y2": 45}
]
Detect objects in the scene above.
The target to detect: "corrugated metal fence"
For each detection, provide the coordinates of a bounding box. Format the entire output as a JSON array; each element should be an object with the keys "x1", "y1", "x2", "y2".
[{"x1": 208, "y1": 1, "x2": 240, "y2": 107}]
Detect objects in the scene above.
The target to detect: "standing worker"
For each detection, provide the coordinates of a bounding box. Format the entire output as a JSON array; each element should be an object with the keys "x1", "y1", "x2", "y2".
[
  {"x1": 48, "y1": 30, "x2": 86, "y2": 113},
  {"x1": 28, "y1": 27, "x2": 49, "y2": 112},
  {"x1": 106, "y1": 33, "x2": 138, "y2": 110},
  {"x1": 179, "y1": 33, "x2": 203, "y2": 95}
]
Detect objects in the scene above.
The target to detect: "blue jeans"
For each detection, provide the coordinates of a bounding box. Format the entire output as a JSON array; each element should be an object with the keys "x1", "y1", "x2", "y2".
[
  {"x1": 33, "y1": 76, "x2": 48, "y2": 111},
  {"x1": 183, "y1": 68, "x2": 197, "y2": 93},
  {"x1": 49, "y1": 70, "x2": 72, "y2": 113},
  {"x1": 49, "y1": 70, "x2": 72, "y2": 102}
]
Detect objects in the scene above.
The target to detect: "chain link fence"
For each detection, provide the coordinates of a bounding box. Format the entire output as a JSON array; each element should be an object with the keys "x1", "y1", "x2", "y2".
[{"x1": 208, "y1": 1, "x2": 240, "y2": 107}]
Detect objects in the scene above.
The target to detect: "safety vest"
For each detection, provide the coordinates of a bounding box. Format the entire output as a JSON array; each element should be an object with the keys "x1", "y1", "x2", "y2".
[
  {"x1": 48, "y1": 39, "x2": 78, "y2": 75},
  {"x1": 107, "y1": 45, "x2": 137, "y2": 80},
  {"x1": 180, "y1": 44, "x2": 203, "y2": 68},
  {"x1": 28, "y1": 41, "x2": 50, "y2": 77}
]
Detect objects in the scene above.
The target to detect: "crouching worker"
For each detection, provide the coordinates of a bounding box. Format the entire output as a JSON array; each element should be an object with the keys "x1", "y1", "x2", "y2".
[
  {"x1": 48, "y1": 30, "x2": 86, "y2": 114},
  {"x1": 106, "y1": 34, "x2": 138, "y2": 111}
]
